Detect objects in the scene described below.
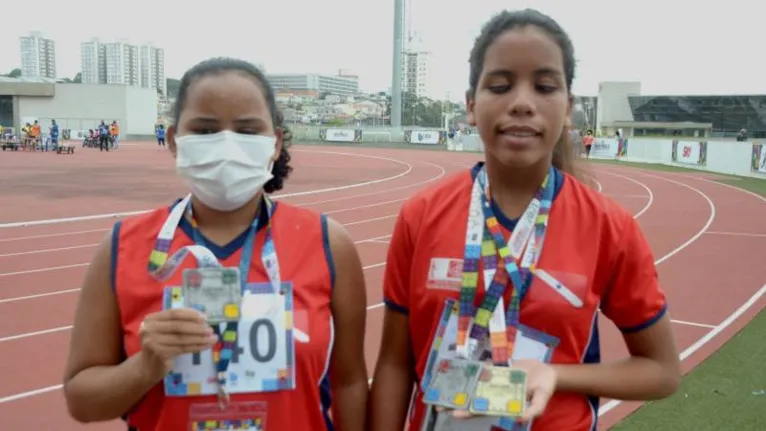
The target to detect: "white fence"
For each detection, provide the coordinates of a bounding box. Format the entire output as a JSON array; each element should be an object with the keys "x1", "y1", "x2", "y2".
[
  {"x1": 594, "y1": 138, "x2": 765, "y2": 178},
  {"x1": 289, "y1": 125, "x2": 765, "y2": 179},
  {"x1": 457, "y1": 135, "x2": 766, "y2": 179}
]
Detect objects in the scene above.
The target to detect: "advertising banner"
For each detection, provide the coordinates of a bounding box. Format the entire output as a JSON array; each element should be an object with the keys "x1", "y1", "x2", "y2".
[
  {"x1": 672, "y1": 140, "x2": 708, "y2": 166},
  {"x1": 752, "y1": 143, "x2": 766, "y2": 173},
  {"x1": 590, "y1": 138, "x2": 618, "y2": 159},
  {"x1": 68, "y1": 130, "x2": 90, "y2": 140},
  {"x1": 405, "y1": 130, "x2": 444, "y2": 145},
  {"x1": 319, "y1": 128, "x2": 362, "y2": 143}
]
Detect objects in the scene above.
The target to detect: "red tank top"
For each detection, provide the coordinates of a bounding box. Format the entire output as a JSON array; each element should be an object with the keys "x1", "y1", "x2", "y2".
[{"x1": 113, "y1": 200, "x2": 336, "y2": 430}]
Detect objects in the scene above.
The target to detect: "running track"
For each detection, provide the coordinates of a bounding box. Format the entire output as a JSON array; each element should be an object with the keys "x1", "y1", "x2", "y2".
[{"x1": 0, "y1": 143, "x2": 764, "y2": 430}]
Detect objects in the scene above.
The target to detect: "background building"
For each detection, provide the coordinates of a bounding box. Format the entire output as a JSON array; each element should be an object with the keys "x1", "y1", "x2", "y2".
[
  {"x1": 266, "y1": 73, "x2": 358, "y2": 97},
  {"x1": 0, "y1": 77, "x2": 157, "y2": 137},
  {"x1": 105, "y1": 40, "x2": 140, "y2": 86},
  {"x1": 80, "y1": 38, "x2": 167, "y2": 95},
  {"x1": 401, "y1": 49, "x2": 430, "y2": 99},
  {"x1": 80, "y1": 39, "x2": 107, "y2": 84},
  {"x1": 19, "y1": 32, "x2": 56, "y2": 79},
  {"x1": 139, "y1": 45, "x2": 166, "y2": 96},
  {"x1": 596, "y1": 82, "x2": 766, "y2": 139}
]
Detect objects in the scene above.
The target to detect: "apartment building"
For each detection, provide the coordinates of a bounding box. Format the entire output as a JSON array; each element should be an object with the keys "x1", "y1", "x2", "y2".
[
  {"x1": 80, "y1": 39, "x2": 107, "y2": 84},
  {"x1": 139, "y1": 45, "x2": 166, "y2": 96},
  {"x1": 402, "y1": 49, "x2": 430, "y2": 99},
  {"x1": 19, "y1": 32, "x2": 56, "y2": 79},
  {"x1": 80, "y1": 38, "x2": 166, "y2": 95}
]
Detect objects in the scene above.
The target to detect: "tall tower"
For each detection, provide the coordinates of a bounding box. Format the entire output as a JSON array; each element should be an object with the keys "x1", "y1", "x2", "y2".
[{"x1": 390, "y1": 0, "x2": 405, "y2": 128}]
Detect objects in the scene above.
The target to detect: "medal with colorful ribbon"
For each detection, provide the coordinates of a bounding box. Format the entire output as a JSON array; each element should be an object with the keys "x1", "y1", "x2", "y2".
[
  {"x1": 147, "y1": 193, "x2": 280, "y2": 408},
  {"x1": 477, "y1": 167, "x2": 555, "y2": 364},
  {"x1": 456, "y1": 165, "x2": 560, "y2": 363}
]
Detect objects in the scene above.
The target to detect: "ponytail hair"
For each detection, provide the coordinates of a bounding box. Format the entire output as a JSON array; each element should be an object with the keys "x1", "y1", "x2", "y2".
[{"x1": 553, "y1": 127, "x2": 597, "y2": 189}]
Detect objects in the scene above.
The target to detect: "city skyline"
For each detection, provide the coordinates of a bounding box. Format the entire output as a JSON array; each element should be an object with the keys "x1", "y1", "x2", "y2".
[
  {"x1": 1, "y1": 0, "x2": 763, "y2": 101},
  {"x1": 14, "y1": 31, "x2": 438, "y2": 100}
]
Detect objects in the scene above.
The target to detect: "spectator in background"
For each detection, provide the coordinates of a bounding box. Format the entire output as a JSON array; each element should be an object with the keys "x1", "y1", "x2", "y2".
[
  {"x1": 583, "y1": 129, "x2": 594, "y2": 158},
  {"x1": 50, "y1": 119, "x2": 60, "y2": 151},
  {"x1": 736, "y1": 128, "x2": 748, "y2": 142},
  {"x1": 110, "y1": 121, "x2": 120, "y2": 149},
  {"x1": 155, "y1": 124, "x2": 166, "y2": 148},
  {"x1": 98, "y1": 120, "x2": 111, "y2": 152},
  {"x1": 31, "y1": 120, "x2": 41, "y2": 149}
]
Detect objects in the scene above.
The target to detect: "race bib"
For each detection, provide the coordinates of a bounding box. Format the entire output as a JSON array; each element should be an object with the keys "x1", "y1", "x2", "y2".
[{"x1": 163, "y1": 282, "x2": 296, "y2": 396}]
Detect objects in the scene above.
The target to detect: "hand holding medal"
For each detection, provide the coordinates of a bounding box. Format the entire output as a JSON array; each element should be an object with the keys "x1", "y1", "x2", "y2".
[
  {"x1": 432, "y1": 360, "x2": 557, "y2": 422},
  {"x1": 137, "y1": 308, "x2": 218, "y2": 381}
]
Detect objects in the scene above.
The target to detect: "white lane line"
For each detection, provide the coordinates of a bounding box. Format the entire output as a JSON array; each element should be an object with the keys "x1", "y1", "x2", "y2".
[
  {"x1": 0, "y1": 234, "x2": 393, "y2": 304},
  {"x1": 704, "y1": 231, "x2": 766, "y2": 238},
  {"x1": 0, "y1": 244, "x2": 97, "y2": 258},
  {"x1": 0, "y1": 150, "x2": 414, "y2": 229}
]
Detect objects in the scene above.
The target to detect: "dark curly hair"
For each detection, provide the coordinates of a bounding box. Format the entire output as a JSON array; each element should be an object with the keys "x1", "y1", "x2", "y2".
[{"x1": 172, "y1": 57, "x2": 293, "y2": 194}]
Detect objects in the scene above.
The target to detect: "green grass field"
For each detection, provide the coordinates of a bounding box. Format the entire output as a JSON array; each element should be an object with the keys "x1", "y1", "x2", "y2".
[{"x1": 591, "y1": 160, "x2": 766, "y2": 430}]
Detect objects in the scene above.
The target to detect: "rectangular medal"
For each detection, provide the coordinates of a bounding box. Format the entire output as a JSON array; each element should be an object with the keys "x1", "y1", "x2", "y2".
[
  {"x1": 423, "y1": 358, "x2": 482, "y2": 410},
  {"x1": 182, "y1": 267, "x2": 242, "y2": 324},
  {"x1": 469, "y1": 364, "x2": 527, "y2": 417},
  {"x1": 421, "y1": 406, "x2": 503, "y2": 431}
]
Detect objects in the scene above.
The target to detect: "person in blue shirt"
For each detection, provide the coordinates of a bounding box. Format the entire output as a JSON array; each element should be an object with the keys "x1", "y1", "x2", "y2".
[
  {"x1": 155, "y1": 124, "x2": 166, "y2": 147},
  {"x1": 50, "y1": 119, "x2": 60, "y2": 151},
  {"x1": 98, "y1": 120, "x2": 110, "y2": 152}
]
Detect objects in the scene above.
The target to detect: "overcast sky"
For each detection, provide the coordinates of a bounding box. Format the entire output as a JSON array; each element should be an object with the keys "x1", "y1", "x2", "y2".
[{"x1": 1, "y1": 0, "x2": 760, "y2": 100}]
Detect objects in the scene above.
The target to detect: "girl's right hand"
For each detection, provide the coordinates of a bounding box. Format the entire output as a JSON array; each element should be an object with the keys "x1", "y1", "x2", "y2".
[{"x1": 137, "y1": 308, "x2": 218, "y2": 379}]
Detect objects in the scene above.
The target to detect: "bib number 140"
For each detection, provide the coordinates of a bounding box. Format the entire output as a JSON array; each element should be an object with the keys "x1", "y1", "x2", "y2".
[{"x1": 162, "y1": 283, "x2": 297, "y2": 396}]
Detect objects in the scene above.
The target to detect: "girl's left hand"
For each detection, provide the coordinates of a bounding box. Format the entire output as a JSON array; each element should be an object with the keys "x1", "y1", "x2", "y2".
[{"x1": 451, "y1": 359, "x2": 558, "y2": 421}]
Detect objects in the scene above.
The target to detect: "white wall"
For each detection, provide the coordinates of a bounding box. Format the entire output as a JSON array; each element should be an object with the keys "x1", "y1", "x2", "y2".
[
  {"x1": 124, "y1": 86, "x2": 158, "y2": 136},
  {"x1": 17, "y1": 84, "x2": 126, "y2": 132},
  {"x1": 17, "y1": 83, "x2": 157, "y2": 136}
]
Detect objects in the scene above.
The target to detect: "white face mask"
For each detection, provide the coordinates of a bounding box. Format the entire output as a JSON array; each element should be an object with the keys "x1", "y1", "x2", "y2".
[{"x1": 175, "y1": 131, "x2": 277, "y2": 211}]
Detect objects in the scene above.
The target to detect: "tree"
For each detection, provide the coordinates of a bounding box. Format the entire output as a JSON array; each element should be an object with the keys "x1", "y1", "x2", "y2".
[
  {"x1": 2, "y1": 68, "x2": 21, "y2": 78},
  {"x1": 401, "y1": 92, "x2": 443, "y2": 127},
  {"x1": 60, "y1": 73, "x2": 82, "y2": 84},
  {"x1": 166, "y1": 78, "x2": 181, "y2": 98}
]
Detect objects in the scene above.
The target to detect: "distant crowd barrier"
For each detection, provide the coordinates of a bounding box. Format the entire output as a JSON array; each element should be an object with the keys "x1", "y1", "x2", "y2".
[
  {"x1": 288, "y1": 125, "x2": 765, "y2": 178},
  {"x1": 583, "y1": 137, "x2": 766, "y2": 178}
]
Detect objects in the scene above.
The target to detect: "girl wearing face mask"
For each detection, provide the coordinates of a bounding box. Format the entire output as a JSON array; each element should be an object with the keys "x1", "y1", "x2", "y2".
[
  {"x1": 63, "y1": 57, "x2": 368, "y2": 431},
  {"x1": 369, "y1": 10, "x2": 680, "y2": 431}
]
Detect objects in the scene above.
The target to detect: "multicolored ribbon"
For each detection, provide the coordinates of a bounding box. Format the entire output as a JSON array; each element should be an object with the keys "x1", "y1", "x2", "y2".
[
  {"x1": 456, "y1": 166, "x2": 555, "y2": 362},
  {"x1": 147, "y1": 193, "x2": 280, "y2": 408},
  {"x1": 478, "y1": 167, "x2": 556, "y2": 364}
]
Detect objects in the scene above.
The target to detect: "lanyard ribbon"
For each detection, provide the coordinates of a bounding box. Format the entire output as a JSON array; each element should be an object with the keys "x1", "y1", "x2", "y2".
[
  {"x1": 456, "y1": 166, "x2": 556, "y2": 362},
  {"x1": 147, "y1": 194, "x2": 280, "y2": 407}
]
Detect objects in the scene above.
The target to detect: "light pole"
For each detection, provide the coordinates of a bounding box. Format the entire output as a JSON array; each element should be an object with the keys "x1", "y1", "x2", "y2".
[{"x1": 390, "y1": 0, "x2": 404, "y2": 128}]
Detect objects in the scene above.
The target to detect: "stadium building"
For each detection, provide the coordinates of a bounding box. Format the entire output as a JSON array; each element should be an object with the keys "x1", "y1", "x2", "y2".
[
  {"x1": 596, "y1": 82, "x2": 766, "y2": 139},
  {"x1": 266, "y1": 73, "x2": 359, "y2": 98},
  {"x1": 0, "y1": 77, "x2": 157, "y2": 139}
]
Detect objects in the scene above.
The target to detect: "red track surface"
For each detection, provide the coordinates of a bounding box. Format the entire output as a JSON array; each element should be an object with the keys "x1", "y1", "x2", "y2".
[{"x1": 0, "y1": 143, "x2": 764, "y2": 430}]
